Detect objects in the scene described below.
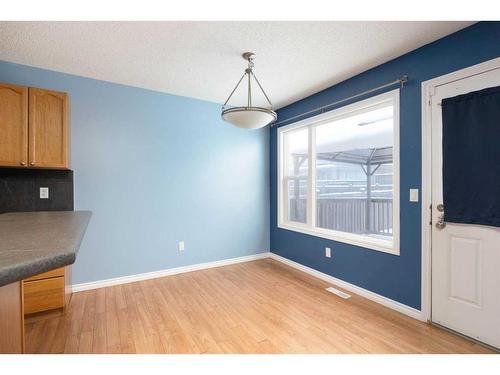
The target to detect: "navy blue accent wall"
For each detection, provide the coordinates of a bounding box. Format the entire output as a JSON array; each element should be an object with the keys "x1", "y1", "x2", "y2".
[{"x1": 270, "y1": 22, "x2": 500, "y2": 309}]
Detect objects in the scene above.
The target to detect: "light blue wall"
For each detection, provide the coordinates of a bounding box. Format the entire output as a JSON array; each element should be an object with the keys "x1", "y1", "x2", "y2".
[{"x1": 0, "y1": 60, "x2": 269, "y2": 284}]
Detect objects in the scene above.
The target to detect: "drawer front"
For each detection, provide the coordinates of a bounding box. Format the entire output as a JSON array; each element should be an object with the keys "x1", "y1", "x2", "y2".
[
  {"x1": 24, "y1": 267, "x2": 64, "y2": 282},
  {"x1": 23, "y1": 277, "x2": 64, "y2": 314}
]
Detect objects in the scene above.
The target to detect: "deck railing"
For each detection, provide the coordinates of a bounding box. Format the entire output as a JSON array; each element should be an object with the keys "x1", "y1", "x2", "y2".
[{"x1": 290, "y1": 198, "x2": 393, "y2": 236}]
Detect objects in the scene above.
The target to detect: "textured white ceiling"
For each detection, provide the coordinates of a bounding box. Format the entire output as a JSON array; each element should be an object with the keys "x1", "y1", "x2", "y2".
[{"x1": 0, "y1": 21, "x2": 473, "y2": 108}]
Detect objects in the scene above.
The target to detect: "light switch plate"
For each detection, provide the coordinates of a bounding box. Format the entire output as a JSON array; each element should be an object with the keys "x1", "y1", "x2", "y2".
[
  {"x1": 409, "y1": 188, "x2": 419, "y2": 202},
  {"x1": 40, "y1": 187, "x2": 49, "y2": 199},
  {"x1": 325, "y1": 247, "x2": 331, "y2": 258}
]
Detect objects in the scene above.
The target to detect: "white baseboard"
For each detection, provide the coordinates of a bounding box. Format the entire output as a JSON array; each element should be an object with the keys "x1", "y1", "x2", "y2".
[
  {"x1": 72, "y1": 250, "x2": 424, "y2": 322},
  {"x1": 72, "y1": 252, "x2": 270, "y2": 292},
  {"x1": 268, "y1": 252, "x2": 425, "y2": 322}
]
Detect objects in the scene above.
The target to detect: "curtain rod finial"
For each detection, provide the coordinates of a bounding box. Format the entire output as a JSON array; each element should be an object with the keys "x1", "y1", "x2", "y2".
[{"x1": 401, "y1": 75, "x2": 409, "y2": 88}]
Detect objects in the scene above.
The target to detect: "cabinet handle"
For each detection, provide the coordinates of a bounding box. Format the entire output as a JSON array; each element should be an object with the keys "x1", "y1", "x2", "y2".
[
  {"x1": 30, "y1": 162, "x2": 35, "y2": 166},
  {"x1": 20, "y1": 161, "x2": 26, "y2": 166}
]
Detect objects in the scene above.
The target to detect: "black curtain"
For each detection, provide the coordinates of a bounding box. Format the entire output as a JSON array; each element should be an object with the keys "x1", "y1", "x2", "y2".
[{"x1": 442, "y1": 85, "x2": 500, "y2": 227}]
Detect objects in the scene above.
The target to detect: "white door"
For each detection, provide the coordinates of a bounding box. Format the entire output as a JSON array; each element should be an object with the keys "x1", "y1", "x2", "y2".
[{"x1": 431, "y1": 66, "x2": 500, "y2": 349}]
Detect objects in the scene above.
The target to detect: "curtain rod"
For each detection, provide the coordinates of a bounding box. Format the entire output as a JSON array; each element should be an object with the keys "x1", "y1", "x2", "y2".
[{"x1": 272, "y1": 75, "x2": 408, "y2": 127}]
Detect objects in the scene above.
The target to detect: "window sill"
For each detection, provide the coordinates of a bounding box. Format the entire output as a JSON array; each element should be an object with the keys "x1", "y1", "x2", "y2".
[{"x1": 277, "y1": 222, "x2": 400, "y2": 256}]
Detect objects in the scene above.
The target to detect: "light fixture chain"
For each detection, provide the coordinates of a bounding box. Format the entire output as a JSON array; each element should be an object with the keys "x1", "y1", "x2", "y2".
[
  {"x1": 247, "y1": 70, "x2": 252, "y2": 108},
  {"x1": 251, "y1": 71, "x2": 273, "y2": 108},
  {"x1": 222, "y1": 72, "x2": 247, "y2": 108}
]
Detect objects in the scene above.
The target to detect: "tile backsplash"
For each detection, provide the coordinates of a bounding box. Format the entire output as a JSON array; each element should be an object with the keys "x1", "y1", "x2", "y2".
[{"x1": 0, "y1": 168, "x2": 74, "y2": 213}]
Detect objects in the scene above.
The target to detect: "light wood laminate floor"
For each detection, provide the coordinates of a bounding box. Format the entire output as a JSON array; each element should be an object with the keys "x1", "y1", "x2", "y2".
[{"x1": 25, "y1": 259, "x2": 493, "y2": 354}]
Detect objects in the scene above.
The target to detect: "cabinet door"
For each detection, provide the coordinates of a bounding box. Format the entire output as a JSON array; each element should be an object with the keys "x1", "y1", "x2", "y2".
[
  {"x1": 28, "y1": 88, "x2": 69, "y2": 168},
  {"x1": 0, "y1": 83, "x2": 28, "y2": 167}
]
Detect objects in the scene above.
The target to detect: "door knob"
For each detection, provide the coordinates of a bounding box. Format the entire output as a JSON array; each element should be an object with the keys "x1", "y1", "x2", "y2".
[
  {"x1": 436, "y1": 214, "x2": 446, "y2": 229},
  {"x1": 437, "y1": 204, "x2": 444, "y2": 212}
]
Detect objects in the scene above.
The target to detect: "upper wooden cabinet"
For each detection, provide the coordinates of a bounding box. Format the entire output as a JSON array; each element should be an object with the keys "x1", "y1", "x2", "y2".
[
  {"x1": 0, "y1": 83, "x2": 69, "y2": 169},
  {"x1": 0, "y1": 83, "x2": 28, "y2": 167},
  {"x1": 28, "y1": 88, "x2": 69, "y2": 168}
]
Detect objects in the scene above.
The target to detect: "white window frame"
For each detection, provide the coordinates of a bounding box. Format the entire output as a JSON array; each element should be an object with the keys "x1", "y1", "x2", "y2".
[{"x1": 277, "y1": 89, "x2": 400, "y2": 255}]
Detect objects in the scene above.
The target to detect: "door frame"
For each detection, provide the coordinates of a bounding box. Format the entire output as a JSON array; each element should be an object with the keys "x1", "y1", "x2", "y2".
[{"x1": 420, "y1": 56, "x2": 500, "y2": 322}]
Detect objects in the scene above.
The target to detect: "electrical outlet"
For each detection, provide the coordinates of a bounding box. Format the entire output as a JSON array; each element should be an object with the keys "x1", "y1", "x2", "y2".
[
  {"x1": 178, "y1": 241, "x2": 185, "y2": 252},
  {"x1": 39, "y1": 187, "x2": 49, "y2": 199},
  {"x1": 325, "y1": 247, "x2": 331, "y2": 258}
]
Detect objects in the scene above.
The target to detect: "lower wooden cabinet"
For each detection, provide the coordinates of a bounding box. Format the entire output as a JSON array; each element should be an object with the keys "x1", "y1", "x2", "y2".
[
  {"x1": 23, "y1": 266, "x2": 72, "y2": 315},
  {"x1": 24, "y1": 267, "x2": 64, "y2": 282},
  {"x1": 0, "y1": 281, "x2": 24, "y2": 353}
]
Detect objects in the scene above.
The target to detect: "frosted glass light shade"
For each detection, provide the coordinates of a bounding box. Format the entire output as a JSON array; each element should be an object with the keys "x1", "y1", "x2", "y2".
[{"x1": 222, "y1": 107, "x2": 277, "y2": 129}]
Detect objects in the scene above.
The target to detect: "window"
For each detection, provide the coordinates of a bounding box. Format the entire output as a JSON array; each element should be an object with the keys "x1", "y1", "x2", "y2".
[{"x1": 278, "y1": 90, "x2": 399, "y2": 254}]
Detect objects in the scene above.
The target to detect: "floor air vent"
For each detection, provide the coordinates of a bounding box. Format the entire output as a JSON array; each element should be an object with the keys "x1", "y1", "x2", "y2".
[{"x1": 326, "y1": 287, "x2": 351, "y2": 299}]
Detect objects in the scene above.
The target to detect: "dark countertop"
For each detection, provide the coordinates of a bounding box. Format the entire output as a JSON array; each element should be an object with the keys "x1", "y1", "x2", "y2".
[{"x1": 0, "y1": 211, "x2": 91, "y2": 287}]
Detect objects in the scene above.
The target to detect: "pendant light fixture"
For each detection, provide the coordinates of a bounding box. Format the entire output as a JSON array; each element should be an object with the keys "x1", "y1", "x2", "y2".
[{"x1": 221, "y1": 52, "x2": 277, "y2": 129}]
